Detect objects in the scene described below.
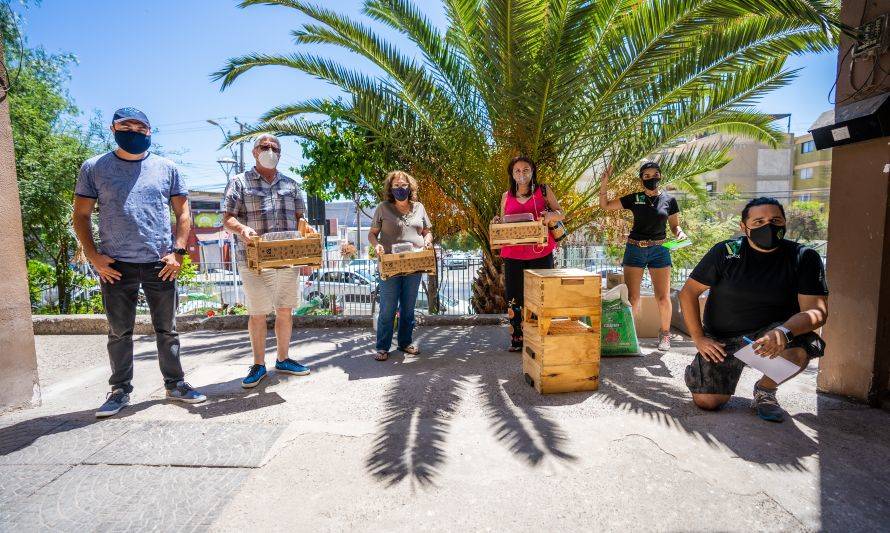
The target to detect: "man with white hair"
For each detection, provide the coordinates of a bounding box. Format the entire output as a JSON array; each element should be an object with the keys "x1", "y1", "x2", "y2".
[{"x1": 223, "y1": 134, "x2": 313, "y2": 387}]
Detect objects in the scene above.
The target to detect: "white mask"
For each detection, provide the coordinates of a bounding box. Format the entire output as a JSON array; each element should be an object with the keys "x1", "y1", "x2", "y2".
[{"x1": 257, "y1": 148, "x2": 279, "y2": 169}]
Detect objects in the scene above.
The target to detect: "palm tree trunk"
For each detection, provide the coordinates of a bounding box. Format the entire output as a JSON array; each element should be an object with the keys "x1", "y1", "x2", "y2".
[{"x1": 471, "y1": 252, "x2": 506, "y2": 314}]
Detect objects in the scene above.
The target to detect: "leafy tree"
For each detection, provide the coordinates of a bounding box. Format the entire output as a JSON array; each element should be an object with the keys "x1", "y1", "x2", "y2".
[
  {"x1": 785, "y1": 200, "x2": 828, "y2": 243},
  {"x1": 215, "y1": 0, "x2": 837, "y2": 312},
  {"x1": 671, "y1": 186, "x2": 742, "y2": 279},
  {"x1": 5, "y1": 6, "x2": 103, "y2": 313}
]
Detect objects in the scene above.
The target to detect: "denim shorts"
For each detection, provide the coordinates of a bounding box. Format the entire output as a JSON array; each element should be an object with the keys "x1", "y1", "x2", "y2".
[
  {"x1": 622, "y1": 243, "x2": 671, "y2": 269},
  {"x1": 684, "y1": 322, "x2": 826, "y2": 395}
]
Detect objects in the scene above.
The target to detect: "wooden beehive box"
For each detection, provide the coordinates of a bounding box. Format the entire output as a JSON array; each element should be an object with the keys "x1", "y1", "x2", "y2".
[
  {"x1": 245, "y1": 234, "x2": 323, "y2": 274},
  {"x1": 521, "y1": 318, "x2": 601, "y2": 394},
  {"x1": 489, "y1": 221, "x2": 548, "y2": 250},
  {"x1": 523, "y1": 269, "x2": 601, "y2": 334},
  {"x1": 378, "y1": 248, "x2": 437, "y2": 280},
  {"x1": 522, "y1": 354, "x2": 600, "y2": 394},
  {"x1": 522, "y1": 319, "x2": 601, "y2": 366}
]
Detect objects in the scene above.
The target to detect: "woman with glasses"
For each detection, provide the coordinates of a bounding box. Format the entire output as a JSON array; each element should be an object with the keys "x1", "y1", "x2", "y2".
[
  {"x1": 599, "y1": 161, "x2": 687, "y2": 351},
  {"x1": 368, "y1": 171, "x2": 434, "y2": 361},
  {"x1": 495, "y1": 156, "x2": 565, "y2": 352}
]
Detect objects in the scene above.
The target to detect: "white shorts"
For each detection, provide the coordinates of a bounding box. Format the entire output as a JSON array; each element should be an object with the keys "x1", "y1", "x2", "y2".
[{"x1": 238, "y1": 262, "x2": 300, "y2": 315}]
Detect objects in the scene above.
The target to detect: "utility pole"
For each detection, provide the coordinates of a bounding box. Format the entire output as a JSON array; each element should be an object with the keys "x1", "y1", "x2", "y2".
[{"x1": 234, "y1": 117, "x2": 246, "y2": 172}]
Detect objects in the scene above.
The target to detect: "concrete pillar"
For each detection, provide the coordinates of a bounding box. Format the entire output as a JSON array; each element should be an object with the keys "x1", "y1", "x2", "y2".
[
  {"x1": 818, "y1": 0, "x2": 890, "y2": 407},
  {"x1": 0, "y1": 44, "x2": 41, "y2": 412}
]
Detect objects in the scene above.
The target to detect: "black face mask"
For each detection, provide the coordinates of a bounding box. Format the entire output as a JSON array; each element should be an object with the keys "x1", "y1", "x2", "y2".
[
  {"x1": 642, "y1": 178, "x2": 660, "y2": 191},
  {"x1": 747, "y1": 223, "x2": 785, "y2": 250}
]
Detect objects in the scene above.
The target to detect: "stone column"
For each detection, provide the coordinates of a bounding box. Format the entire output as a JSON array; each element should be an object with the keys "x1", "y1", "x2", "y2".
[
  {"x1": 0, "y1": 42, "x2": 40, "y2": 412},
  {"x1": 817, "y1": 1, "x2": 890, "y2": 407}
]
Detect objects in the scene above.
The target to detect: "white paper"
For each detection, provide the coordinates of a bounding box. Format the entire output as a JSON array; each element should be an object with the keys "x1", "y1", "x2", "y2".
[
  {"x1": 733, "y1": 343, "x2": 800, "y2": 384},
  {"x1": 830, "y1": 126, "x2": 850, "y2": 141}
]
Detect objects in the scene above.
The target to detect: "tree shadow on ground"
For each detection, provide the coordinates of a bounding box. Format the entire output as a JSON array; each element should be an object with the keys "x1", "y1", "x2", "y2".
[{"x1": 0, "y1": 377, "x2": 287, "y2": 458}]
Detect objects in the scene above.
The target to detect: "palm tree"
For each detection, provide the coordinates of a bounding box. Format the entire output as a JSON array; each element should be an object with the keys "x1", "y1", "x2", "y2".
[{"x1": 214, "y1": 0, "x2": 837, "y2": 313}]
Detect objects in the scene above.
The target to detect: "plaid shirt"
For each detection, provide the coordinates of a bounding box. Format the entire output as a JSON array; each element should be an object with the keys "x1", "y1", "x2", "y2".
[{"x1": 223, "y1": 168, "x2": 306, "y2": 260}]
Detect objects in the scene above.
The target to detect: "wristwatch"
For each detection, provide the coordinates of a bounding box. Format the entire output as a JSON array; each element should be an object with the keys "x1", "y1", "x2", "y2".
[
  {"x1": 173, "y1": 247, "x2": 187, "y2": 256},
  {"x1": 775, "y1": 326, "x2": 794, "y2": 344}
]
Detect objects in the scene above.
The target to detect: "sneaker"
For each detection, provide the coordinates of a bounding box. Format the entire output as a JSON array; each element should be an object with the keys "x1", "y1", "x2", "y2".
[
  {"x1": 242, "y1": 364, "x2": 267, "y2": 388},
  {"x1": 508, "y1": 336, "x2": 523, "y2": 352},
  {"x1": 165, "y1": 381, "x2": 207, "y2": 404},
  {"x1": 275, "y1": 358, "x2": 310, "y2": 376},
  {"x1": 753, "y1": 384, "x2": 784, "y2": 423},
  {"x1": 96, "y1": 388, "x2": 130, "y2": 418},
  {"x1": 657, "y1": 330, "x2": 672, "y2": 351}
]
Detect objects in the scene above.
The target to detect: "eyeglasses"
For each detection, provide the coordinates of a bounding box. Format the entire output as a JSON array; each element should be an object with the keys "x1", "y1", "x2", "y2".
[
  {"x1": 513, "y1": 169, "x2": 533, "y2": 176},
  {"x1": 393, "y1": 185, "x2": 410, "y2": 190},
  {"x1": 259, "y1": 145, "x2": 281, "y2": 153}
]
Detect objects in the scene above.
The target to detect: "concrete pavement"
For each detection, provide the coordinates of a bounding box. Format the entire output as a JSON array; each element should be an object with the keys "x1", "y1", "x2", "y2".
[{"x1": 1, "y1": 326, "x2": 888, "y2": 532}]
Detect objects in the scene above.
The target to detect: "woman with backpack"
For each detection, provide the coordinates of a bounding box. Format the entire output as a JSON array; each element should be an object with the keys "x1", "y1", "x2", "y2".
[{"x1": 495, "y1": 156, "x2": 565, "y2": 352}]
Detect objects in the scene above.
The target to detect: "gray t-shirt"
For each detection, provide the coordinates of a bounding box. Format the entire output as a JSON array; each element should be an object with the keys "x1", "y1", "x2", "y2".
[
  {"x1": 75, "y1": 152, "x2": 187, "y2": 263},
  {"x1": 370, "y1": 201, "x2": 432, "y2": 253}
]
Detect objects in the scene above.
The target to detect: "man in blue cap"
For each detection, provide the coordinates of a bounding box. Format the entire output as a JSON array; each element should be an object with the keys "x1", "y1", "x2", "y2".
[{"x1": 72, "y1": 107, "x2": 207, "y2": 418}]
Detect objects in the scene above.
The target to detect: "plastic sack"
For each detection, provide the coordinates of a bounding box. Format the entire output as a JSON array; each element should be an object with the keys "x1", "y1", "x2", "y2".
[
  {"x1": 598, "y1": 284, "x2": 642, "y2": 356},
  {"x1": 262, "y1": 231, "x2": 302, "y2": 241},
  {"x1": 391, "y1": 242, "x2": 415, "y2": 253},
  {"x1": 502, "y1": 213, "x2": 535, "y2": 223}
]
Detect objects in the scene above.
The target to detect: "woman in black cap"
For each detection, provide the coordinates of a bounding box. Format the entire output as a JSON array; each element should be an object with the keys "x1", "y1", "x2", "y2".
[{"x1": 598, "y1": 162, "x2": 687, "y2": 351}]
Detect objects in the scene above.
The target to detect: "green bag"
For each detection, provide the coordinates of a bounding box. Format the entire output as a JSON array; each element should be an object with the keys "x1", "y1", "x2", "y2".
[{"x1": 595, "y1": 285, "x2": 642, "y2": 356}]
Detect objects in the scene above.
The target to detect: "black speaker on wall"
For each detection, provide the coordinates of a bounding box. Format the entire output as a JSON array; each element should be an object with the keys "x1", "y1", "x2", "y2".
[{"x1": 810, "y1": 91, "x2": 890, "y2": 150}]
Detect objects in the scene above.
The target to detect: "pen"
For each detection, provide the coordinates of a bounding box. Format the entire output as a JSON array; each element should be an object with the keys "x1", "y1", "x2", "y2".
[{"x1": 743, "y1": 336, "x2": 756, "y2": 345}]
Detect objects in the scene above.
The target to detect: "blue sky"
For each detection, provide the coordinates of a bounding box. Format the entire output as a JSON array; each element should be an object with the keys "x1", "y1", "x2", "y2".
[{"x1": 15, "y1": 0, "x2": 837, "y2": 192}]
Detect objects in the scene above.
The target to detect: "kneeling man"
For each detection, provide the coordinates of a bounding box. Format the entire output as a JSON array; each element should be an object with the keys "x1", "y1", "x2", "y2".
[{"x1": 678, "y1": 197, "x2": 828, "y2": 422}]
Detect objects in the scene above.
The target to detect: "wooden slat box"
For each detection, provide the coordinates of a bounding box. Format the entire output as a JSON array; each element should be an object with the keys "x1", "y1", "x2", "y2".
[
  {"x1": 245, "y1": 234, "x2": 323, "y2": 274},
  {"x1": 489, "y1": 221, "x2": 548, "y2": 250},
  {"x1": 378, "y1": 248, "x2": 437, "y2": 280},
  {"x1": 523, "y1": 269, "x2": 601, "y2": 335},
  {"x1": 522, "y1": 319, "x2": 601, "y2": 366},
  {"x1": 522, "y1": 353, "x2": 600, "y2": 394}
]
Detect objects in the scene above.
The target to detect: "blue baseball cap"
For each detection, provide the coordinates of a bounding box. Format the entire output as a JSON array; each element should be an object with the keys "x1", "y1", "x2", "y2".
[{"x1": 112, "y1": 107, "x2": 150, "y2": 128}]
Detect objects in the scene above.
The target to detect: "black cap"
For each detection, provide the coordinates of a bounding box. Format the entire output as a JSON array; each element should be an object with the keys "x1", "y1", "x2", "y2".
[
  {"x1": 639, "y1": 161, "x2": 660, "y2": 177},
  {"x1": 112, "y1": 107, "x2": 150, "y2": 128}
]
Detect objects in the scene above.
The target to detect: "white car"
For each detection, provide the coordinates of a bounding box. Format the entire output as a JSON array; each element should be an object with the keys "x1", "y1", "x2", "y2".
[{"x1": 303, "y1": 269, "x2": 377, "y2": 303}]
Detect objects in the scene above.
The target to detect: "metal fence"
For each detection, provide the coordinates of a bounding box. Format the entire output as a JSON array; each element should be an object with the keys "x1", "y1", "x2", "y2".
[{"x1": 34, "y1": 247, "x2": 704, "y2": 317}]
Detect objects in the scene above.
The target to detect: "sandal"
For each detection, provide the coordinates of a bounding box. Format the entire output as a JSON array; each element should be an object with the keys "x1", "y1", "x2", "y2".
[
  {"x1": 508, "y1": 336, "x2": 523, "y2": 352},
  {"x1": 375, "y1": 350, "x2": 389, "y2": 361},
  {"x1": 399, "y1": 344, "x2": 420, "y2": 355}
]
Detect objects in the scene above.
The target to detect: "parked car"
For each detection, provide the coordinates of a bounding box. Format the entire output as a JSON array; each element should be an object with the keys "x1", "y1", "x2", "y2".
[
  {"x1": 415, "y1": 289, "x2": 470, "y2": 315},
  {"x1": 303, "y1": 269, "x2": 377, "y2": 303},
  {"x1": 443, "y1": 254, "x2": 469, "y2": 270},
  {"x1": 194, "y1": 268, "x2": 241, "y2": 286},
  {"x1": 346, "y1": 259, "x2": 380, "y2": 281}
]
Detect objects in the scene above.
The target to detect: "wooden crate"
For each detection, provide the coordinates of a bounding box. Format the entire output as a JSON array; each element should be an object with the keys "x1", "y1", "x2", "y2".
[
  {"x1": 524, "y1": 268, "x2": 601, "y2": 310},
  {"x1": 245, "y1": 234, "x2": 323, "y2": 274},
  {"x1": 522, "y1": 319, "x2": 601, "y2": 366},
  {"x1": 378, "y1": 248, "x2": 437, "y2": 280},
  {"x1": 522, "y1": 352, "x2": 600, "y2": 394},
  {"x1": 489, "y1": 221, "x2": 548, "y2": 250}
]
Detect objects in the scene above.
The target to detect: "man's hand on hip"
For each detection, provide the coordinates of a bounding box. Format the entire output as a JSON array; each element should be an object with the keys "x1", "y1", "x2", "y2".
[
  {"x1": 158, "y1": 253, "x2": 182, "y2": 281},
  {"x1": 89, "y1": 253, "x2": 122, "y2": 284}
]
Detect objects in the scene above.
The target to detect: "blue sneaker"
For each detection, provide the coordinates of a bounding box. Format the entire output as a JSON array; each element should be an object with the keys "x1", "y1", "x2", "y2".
[
  {"x1": 96, "y1": 388, "x2": 130, "y2": 418},
  {"x1": 242, "y1": 364, "x2": 267, "y2": 388},
  {"x1": 165, "y1": 381, "x2": 207, "y2": 404},
  {"x1": 275, "y1": 358, "x2": 310, "y2": 376},
  {"x1": 753, "y1": 385, "x2": 784, "y2": 423}
]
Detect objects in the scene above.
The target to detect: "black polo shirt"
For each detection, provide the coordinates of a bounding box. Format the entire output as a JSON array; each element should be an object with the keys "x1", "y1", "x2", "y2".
[
  {"x1": 690, "y1": 238, "x2": 829, "y2": 338},
  {"x1": 620, "y1": 192, "x2": 679, "y2": 241}
]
